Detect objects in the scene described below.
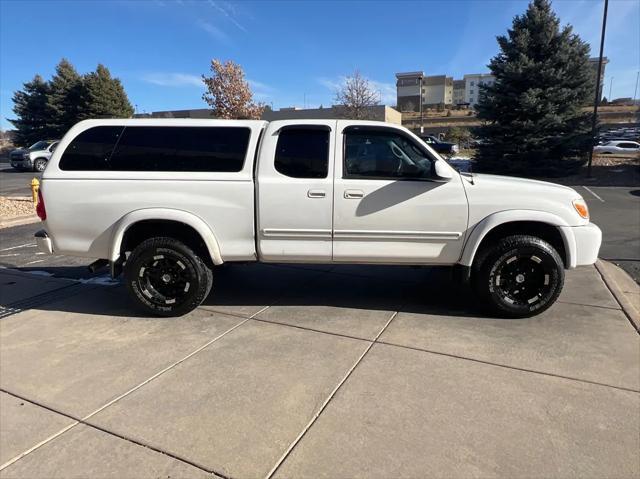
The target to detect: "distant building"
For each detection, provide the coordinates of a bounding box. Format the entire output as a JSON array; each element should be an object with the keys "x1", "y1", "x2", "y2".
[
  {"x1": 135, "y1": 109, "x2": 215, "y2": 119},
  {"x1": 462, "y1": 73, "x2": 496, "y2": 107},
  {"x1": 423, "y1": 75, "x2": 453, "y2": 106},
  {"x1": 262, "y1": 105, "x2": 401, "y2": 124},
  {"x1": 395, "y1": 71, "x2": 424, "y2": 112},
  {"x1": 395, "y1": 72, "x2": 453, "y2": 112},
  {"x1": 136, "y1": 105, "x2": 402, "y2": 125},
  {"x1": 453, "y1": 80, "x2": 466, "y2": 105}
]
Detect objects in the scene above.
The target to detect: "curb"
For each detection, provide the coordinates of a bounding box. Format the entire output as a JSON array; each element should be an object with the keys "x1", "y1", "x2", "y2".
[
  {"x1": 0, "y1": 214, "x2": 39, "y2": 230},
  {"x1": 595, "y1": 259, "x2": 640, "y2": 333}
]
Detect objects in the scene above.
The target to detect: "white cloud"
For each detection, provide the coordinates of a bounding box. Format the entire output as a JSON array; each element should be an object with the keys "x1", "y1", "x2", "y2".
[
  {"x1": 247, "y1": 79, "x2": 275, "y2": 100},
  {"x1": 142, "y1": 73, "x2": 203, "y2": 87},
  {"x1": 197, "y1": 20, "x2": 230, "y2": 42},
  {"x1": 207, "y1": 0, "x2": 247, "y2": 33}
]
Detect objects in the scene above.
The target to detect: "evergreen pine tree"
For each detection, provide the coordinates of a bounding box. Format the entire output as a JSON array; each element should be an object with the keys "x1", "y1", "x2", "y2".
[
  {"x1": 79, "y1": 64, "x2": 134, "y2": 120},
  {"x1": 46, "y1": 58, "x2": 83, "y2": 137},
  {"x1": 8, "y1": 75, "x2": 52, "y2": 146},
  {"x1": 475, "y1": 0, "x2": 594, "y2": 176}
]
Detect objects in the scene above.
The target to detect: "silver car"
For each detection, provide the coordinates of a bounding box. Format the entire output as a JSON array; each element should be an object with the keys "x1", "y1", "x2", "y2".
[
  {"x1": 10, "y1": 140, "x2": 60, "y2": 172},
  {"x1": 593, "y1": 140, "x2": 640, "y2": 157}
]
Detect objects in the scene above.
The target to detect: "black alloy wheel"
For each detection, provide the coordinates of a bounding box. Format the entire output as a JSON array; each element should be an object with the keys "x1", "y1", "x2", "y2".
[
  {"x1": 124, "y1": 237, "x2": 212, "y2": 316},
  {"x1": 472, "y1": 235, "x2": 564, "y2": 318}
]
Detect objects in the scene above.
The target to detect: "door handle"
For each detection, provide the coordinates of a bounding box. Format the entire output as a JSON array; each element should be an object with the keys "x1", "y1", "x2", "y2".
[
  {"x1": 307, "y1": 189, "x2": 326, "y2": 198},
  {"x1": 344, "y1": 189, "x2": 364, "y2": 199}
]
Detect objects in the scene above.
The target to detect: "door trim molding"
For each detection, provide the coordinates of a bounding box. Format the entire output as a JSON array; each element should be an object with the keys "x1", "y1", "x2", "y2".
[
  {"x1": 334, "y1": 230, "x2": 462, "y2": 241},
  {"x1": 261, "y1": 228, "x2": 332, "y2": 239}
]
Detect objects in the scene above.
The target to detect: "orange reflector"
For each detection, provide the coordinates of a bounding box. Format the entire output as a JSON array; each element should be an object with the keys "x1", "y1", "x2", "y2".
[{"x1": 572, "y1": 199, "x2": 589, "y2": 219}]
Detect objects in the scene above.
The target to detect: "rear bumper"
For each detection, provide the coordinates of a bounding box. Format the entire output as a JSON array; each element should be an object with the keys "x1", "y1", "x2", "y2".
[
  {"x1": 568, "y1": 223, "x2": 602, "y2": 267},
  {"x1": 34, "y1": 229, "x2": 53, "y2": 255}
]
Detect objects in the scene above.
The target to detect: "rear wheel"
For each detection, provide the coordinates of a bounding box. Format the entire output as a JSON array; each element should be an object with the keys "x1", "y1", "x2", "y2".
[
  {"x1": 472, "y1": 235, "x2": 564, "y2": 318},
  {"x1": 33, "y1": 158, "x2": 47, "y2": 172},
  {"x1": 124, "y1": 237, "x2": 212, "y2": 317}
]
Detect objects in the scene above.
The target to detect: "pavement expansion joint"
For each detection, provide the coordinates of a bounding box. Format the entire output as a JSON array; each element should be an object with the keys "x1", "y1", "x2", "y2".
[
  {"x1": 264, "y1": 310, "x2": 400, "y2": 479},
  {"x1": 376, "y1": 339, "x2": 640, "y2": 394},
  {"x1": 0, "y1": 313, "x2": 261, "y2": 473}
]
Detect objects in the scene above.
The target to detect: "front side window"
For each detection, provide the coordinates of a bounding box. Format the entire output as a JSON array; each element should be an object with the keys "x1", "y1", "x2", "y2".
[
  {"x1": 110, "y1": 126, "x2": 250, "y2": 172},
  {"x1": 59, "y1": 126, "x2": 124, "y2": 170},
  {"x1": 274, "y1": 128, "x2": 329, "y2": 178},
  {"x1": 344, "y1": 128, "x2": 432, "y2": 180}
]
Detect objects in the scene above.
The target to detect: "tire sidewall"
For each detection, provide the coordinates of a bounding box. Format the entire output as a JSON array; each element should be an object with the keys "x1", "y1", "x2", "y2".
[
  {"x1": 125, "y1": 239, "x2": 210, "y2": 316},
  {"x1": 476, "y1": 237, "x2": 564, "y2": 317}
]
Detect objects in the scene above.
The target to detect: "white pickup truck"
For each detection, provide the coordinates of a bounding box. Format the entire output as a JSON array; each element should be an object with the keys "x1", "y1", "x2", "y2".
[{"x1": 34, "y1": 119, "x2": 601, "y2": 317}]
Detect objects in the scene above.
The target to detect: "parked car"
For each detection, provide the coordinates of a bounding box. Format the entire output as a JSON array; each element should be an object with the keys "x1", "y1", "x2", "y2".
[
  {"x1": 10, "y1": 140, "x2": 60, "y2": 172},
  {"x1": 34, "y1": 119, "x2": 601, "y2": 318},
  {"x1": 593, "y1": 140, "x2": 640, "y2": 156},
  {"x1": 420, "y1": 135, "x2": 458, "y2": 154}
]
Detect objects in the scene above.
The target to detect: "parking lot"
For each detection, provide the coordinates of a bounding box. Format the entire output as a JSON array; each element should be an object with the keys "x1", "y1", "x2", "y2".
[{"x1": 1, "y1": 261, "x2": 638, "y2": 478}]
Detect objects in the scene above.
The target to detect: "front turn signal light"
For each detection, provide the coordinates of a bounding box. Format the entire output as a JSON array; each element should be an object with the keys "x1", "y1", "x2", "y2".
[{"x1": 572, "y1": 199, "x2": 589, "y2": 220}]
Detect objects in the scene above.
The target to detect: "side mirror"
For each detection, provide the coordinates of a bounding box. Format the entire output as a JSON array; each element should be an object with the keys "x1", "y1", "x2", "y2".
[{"x1": 434, "y1": 160, "x2": 454, "y2": 180}]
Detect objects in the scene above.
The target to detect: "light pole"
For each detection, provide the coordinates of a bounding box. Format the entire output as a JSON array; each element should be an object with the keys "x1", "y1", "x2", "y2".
[
  {"x1": 608, "y1": 76, "x2": 613, "y2": 100},
  {"x1": 634, "y1": 71, "x2": 639, "y2": 103},
  {"x1": 586, "y1": 0, "x2": 608, "y2": 179}
]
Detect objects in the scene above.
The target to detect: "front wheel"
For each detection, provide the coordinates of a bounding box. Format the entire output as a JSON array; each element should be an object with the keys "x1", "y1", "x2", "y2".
[
  {"x1": 124, "y1": 237, "x2": 213, "y2": 317},
  {"x1": 472, "y1": 235, "x2": 564, "y2": 318},
  {"x1": 33, "y1": 158, "x2": 47, "y2": 172}
]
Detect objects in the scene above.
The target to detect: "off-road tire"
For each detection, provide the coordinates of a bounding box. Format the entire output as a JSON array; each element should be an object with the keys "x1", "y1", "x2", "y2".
[
  {"x1": 33, "y1": 158, "x2": 47, "y2": 172},
  {"x1": 124, "y1": 237, "x2": 213, "y2": 317},
  {"x1": 472, "y1": 235, "x2": 564, "y2": 318}
]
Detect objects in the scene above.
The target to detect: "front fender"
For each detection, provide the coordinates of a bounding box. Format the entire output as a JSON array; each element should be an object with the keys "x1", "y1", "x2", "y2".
[
  {"x1": 109, "y1": 208, "x2": 223, "y2": 265},
  {"x1": 459, "y1": 210, "x2": 577, "y2": 269}
]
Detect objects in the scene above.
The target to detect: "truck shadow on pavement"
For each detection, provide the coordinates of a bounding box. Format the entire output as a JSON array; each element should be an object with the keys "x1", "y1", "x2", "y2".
[{"x1": 4, "y1": 263, "x2": 516, "y2": 321}]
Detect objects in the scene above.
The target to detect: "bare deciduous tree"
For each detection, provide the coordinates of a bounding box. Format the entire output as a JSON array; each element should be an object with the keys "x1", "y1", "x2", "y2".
[
  {"x1": 202, "y1": 59, "x2": 265, "y2": 119},
  {"x1": 334, "y1": 70, "x2": 380, "y2": 120}
]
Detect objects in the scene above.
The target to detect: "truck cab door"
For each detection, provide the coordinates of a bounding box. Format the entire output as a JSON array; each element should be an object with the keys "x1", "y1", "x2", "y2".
[
  {"x1": 256, "y1": 120, "x2": 336, "y2": 262},
  {"x1": 332, "y1": 121, "x2": 468, "y2": 264}
]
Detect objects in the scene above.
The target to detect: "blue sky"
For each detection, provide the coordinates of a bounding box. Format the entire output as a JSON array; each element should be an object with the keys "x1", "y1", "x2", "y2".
[{"x1": 1, "y1": 0, "x2": 638, "y2": 130}]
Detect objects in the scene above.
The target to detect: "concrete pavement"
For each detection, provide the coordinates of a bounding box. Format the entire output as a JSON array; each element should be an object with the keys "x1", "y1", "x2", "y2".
[
  {"x1": 0, "y1": 263, "x2": 638, "y2": 478},
  {"x1": 581, "y1": 185, "x2": 640, "y2": 282}
]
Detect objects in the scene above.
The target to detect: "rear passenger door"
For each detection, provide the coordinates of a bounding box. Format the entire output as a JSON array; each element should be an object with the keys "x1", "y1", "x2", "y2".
[{"x1": 256, "y1": 121, "x2": 335, "y2": 262}]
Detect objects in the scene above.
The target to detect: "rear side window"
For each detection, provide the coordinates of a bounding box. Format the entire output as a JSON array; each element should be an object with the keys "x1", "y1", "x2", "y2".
[
  {"x1": 59, "y1": 125, "x2": 250, "y2": 172},
  {"x1": 110, "y1": 126, "x2": 250, "y2": 172},
  {"x1": 274, "y1": 128, "x2": 329, "y2": 178},
  {"x1": 59, "y1": 126, "x2": 123, "y2": 170}
]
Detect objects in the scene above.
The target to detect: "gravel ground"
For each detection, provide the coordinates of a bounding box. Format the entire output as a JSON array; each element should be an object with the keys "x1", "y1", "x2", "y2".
[{"x1": 0, "y1": 196, "x2": 36, "y2": 221}]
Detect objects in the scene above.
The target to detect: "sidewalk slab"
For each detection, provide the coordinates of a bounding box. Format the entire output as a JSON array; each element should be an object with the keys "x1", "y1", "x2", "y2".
[
  {"x1": 0, "y1": 392, "x2": 74, "y2": 465},
  {"x1": 381, "y1": 301, "x2": 640, "y2": 390},
  {"x1": 200, "y1": 262, "x2": 325, "y2": 317},
  {"x1": 255, "y1": 273, "x2": 403, "y2": 340},
  {"x1": 89, "y1": 320, "x2": 369, "y2": 479},
  {"x1": 0, "y1": 269, "x2": 75, "y2": 306},
  {"x1": 276, "y1": 343, "x2": 640, "y2": 479},
  {"x1": 0, "y1": 287, "x2": 244, "y2": 417},
  {"x1": 559, "y1": 266, "x2": 620, "y2": 310},
  {"x1": 0, "y1": 425, "x2": 210, "y2": 479}
]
